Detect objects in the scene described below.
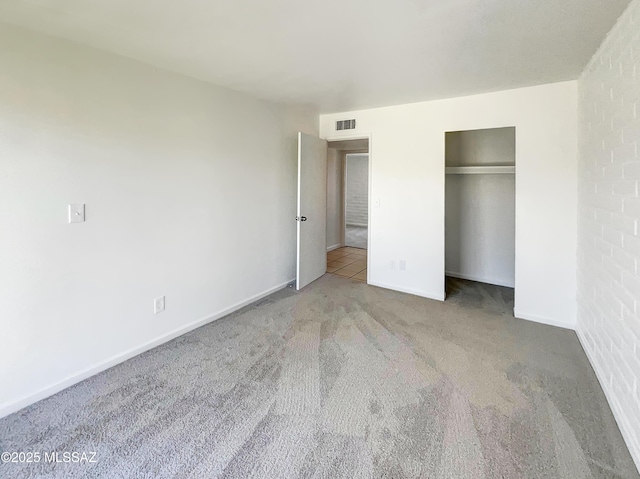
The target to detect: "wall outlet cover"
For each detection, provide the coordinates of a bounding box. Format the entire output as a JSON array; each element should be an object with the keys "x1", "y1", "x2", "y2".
[{"x1": 154, "y1": 296, "x2": 165, "y2": 314}]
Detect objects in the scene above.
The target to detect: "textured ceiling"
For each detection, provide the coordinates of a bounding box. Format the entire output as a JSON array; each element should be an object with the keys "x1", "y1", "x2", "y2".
[{"x1": 0, "y1": 0, "x2": 631, "y2": 112}]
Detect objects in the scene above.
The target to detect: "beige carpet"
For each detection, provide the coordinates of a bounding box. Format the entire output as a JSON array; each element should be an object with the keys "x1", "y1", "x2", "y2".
[{"x1": 1, "y1": 275, "x2": 637, "y2": 478}]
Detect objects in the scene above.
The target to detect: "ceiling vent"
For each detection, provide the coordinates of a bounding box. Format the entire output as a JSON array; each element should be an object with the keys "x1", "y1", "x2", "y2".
[{"x1": 336, "y1": 119, "x2": 356, "y2": 131}]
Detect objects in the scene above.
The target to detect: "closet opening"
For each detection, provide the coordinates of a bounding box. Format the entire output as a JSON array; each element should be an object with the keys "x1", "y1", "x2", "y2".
[
  {"x1": 326, "y1": 138, "x2": 369, "y2": 282},
  {"x1": 444, "y1": 127, "x2": 516, "y2": 307}
]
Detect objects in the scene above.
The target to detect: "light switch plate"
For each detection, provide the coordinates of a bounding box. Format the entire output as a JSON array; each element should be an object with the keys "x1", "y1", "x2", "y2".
[
  {"x1": 154, "y1": 296, "x2": 165, "y2": 314},
  {"x1": 68, "y1": 204, "x2": 85, "y2": 223}
]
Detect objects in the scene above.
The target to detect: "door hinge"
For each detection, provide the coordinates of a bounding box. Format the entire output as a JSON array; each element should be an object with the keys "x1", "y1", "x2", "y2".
[{"x1": 295, "y1": 216, "x2": 307, "y2": 222}]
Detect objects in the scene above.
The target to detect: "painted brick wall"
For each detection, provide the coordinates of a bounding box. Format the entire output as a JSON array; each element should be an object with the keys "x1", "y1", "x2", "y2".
[
  {"x1": 345, "y1": 154, "x2": 369, "y2": 226},
  {"x1": 577, "y1": 0, "x2": 640, "y2": 470}
]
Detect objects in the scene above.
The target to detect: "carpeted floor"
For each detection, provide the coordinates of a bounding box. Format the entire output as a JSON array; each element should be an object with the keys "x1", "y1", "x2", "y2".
[{"x1": 1, "y1": 275, "x2": 638, "y2": 478}]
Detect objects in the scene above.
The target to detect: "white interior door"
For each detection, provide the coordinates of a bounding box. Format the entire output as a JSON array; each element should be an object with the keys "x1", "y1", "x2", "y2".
[{"x1": 296, "y1": 132, "x2": 327, "y2": 290}]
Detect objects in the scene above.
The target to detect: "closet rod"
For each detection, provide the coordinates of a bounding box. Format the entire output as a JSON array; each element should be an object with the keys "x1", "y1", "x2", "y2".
[{"x1": 445, "y1": 165, "x2": 515, "y2": 175}]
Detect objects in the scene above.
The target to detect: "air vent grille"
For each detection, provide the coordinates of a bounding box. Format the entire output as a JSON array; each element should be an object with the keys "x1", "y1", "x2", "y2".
[{"x1": 336, "y1": 119, "x2": 356, "y2": 131}]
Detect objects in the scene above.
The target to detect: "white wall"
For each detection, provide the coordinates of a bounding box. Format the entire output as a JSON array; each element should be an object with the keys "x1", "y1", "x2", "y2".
[
  {"x1": 345, "y1": 154, "x2": 369, "y2": 227},
  {"x1": 320, "y1": 81, "x2": 578, "y2": 327},
  {"x1": 326, "y1": 148, "x2": 343, "y2": 250},
  {"x1": 576, "y1": 0, "x2": 640, "y2": 469},
  {"x1": 445, "y1": 175, "x2": 515, "y2": 287},
  {"x1": 445, "y1": 127, "x2": 516, "y2": 166},
  {"x1": 0, "y1": 23, "x2": 317, "y2": 417}
]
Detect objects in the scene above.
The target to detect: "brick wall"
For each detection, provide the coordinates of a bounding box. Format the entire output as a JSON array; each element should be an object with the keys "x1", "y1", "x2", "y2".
[
  {"x1": 345, "y1": 154, "x2": 369, "y2": 226},
  {"x1": 577, "y1": 0, "x2": 640, "y2": 469}
]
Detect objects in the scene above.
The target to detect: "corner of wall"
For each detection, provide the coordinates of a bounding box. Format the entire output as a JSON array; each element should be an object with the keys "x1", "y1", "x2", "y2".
[{"x1": 575, "y1": 0, "x2": 640, "y2": 471}]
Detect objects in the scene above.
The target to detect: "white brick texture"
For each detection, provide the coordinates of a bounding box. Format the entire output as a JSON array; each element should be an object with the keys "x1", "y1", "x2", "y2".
[
  {"x1": 345, "y1": 154, "x2": 369, "y2": 226},
  {"x1": 577, "y1": 0, "x2": 640, "y2": 470}
]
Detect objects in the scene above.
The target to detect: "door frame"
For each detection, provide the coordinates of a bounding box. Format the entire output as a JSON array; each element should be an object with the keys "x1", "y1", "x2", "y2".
[{"x1": 325, "y1": 133, "x2": 372, "y2": 285}]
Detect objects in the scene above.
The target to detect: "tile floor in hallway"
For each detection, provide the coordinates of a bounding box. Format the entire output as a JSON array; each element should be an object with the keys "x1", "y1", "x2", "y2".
[{"x1": 326, "y1": 246, "x2": 367, "y2": 282}]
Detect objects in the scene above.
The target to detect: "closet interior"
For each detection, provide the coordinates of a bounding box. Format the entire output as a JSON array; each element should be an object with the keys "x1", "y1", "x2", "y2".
[{"x1": 445, "y1": 126, "x2": 516, "y2": 295}]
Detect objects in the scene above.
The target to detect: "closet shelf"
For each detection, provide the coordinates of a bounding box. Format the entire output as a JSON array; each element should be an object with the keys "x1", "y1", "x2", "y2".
[{"x1": 445, "y1": 165, "x2": 515, "y2": 175}]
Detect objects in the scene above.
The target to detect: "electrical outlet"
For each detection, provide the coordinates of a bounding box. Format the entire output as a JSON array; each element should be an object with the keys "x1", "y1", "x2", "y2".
[
  {"x1": 399, "y1": 260, "x2": 406, "y2": 271},
  {"x1": 390, "y1": 260, "x2": 396, "y2": 270},
  {"x1": 154, "y1": 296, "x2": 165, "y2": 314}
]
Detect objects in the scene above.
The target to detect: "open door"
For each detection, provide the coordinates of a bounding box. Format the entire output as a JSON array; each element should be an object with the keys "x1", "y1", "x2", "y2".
[{"x1": 296, "y1": 132, "x2": 328, "y2": 290}]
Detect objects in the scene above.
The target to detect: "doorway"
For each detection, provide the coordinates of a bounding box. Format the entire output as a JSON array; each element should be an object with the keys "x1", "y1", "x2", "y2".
[
  {"x1": 344, "y1": 153, "x2": 369, "y2": 249},
  {"x1": 325, "y1": 138, "x2": 369, "y2": 282},
  {"x1": 444, "y1": 127, "x2": 516, "y2": 307}
]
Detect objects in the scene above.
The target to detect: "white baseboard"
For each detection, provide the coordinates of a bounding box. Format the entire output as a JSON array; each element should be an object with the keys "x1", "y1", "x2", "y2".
[
  {"x1": 576, "y1": 328, "x2": 640, "y2": 472},
  {"x1": 445, "y1": 271, "x2": 515, "y2": 288},
  {"x1": 0, "y1": 278, "x2": 295, "y2": 419},
  {"x1": 368, "y1": 280, "x2": 445, "y2": 302},
  {"x1": 327, "y1": 244, "x2": 342, "y2": 252},
  {"x1": 513, "y1": 309, "x2": 575, "y2": 330}
]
